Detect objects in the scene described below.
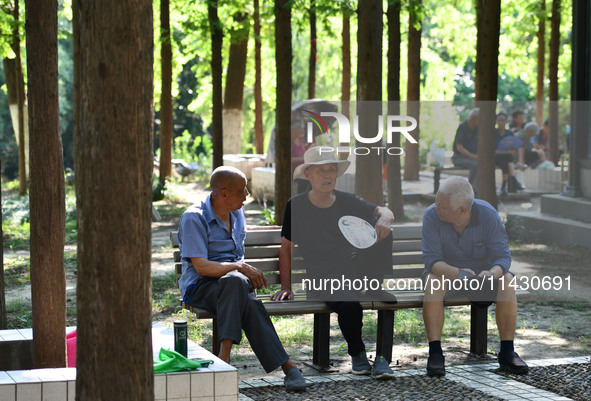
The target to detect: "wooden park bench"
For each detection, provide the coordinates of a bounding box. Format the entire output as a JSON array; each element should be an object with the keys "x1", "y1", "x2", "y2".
[{"x1": 170, "y1": 224, "x2": 530, "y2": 370}]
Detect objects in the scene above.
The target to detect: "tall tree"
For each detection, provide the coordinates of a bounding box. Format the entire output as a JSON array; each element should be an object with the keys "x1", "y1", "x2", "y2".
[
  {"x1": 223, "y1": 12, "x2": 249, "y2": 154},
  {"x1": 274, "y1": 0, "x2": 292, "y2": 225},
  {"x1": 403, "y1": 0, "x2": 422, "y2": 181},
  {"x1": 536, "y1": 0, "x2": 546, "y2": 126},
  {"x1": 339, "y1": 3, "x2": 351, "y2": 159},
  {"x1": 308, "y1": 0, "x2": 316, "y2": 99},
  {"x1": 475, "y1": 0, "x2": 501, "y2": 208},
  {"x1": 0, "y1": 160, "x2": 5, "y2": 330},
  {"x1": 2, "y1": 1, "x2": 27, "y2": 195},
  {"x1": 548, "y1": 0, "x2": 561, "y2": 165},
  {"x1": 387, "y1": 0, "x2": 404, "y2": 220},
  {"x1": 253, "y1": 0, "x2": 264, "y2": 154},
  {"x1": 74, "y1": 0, "x2": 154, "y2": 398},
  {"x1": 209, "y1": 0, "x2": 224, "y2": 168},
  {"x1": 356, "y1": 0, "x2": 383, "y2": 205},
  {"x1": 159, "y1": 0, "x2": 173, "y2": 183},
  {"x1": 26, "y1": 0, "x2": 67, "y2": 368}
]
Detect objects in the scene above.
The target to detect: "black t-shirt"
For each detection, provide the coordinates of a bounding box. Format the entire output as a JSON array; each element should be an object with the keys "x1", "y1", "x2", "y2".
[
  {"x1": 281, "y1": 190, "x2": 377, "y2": 268},
  {"x1": 453, "y1": 120, "x2": 479, "y2": 156}
]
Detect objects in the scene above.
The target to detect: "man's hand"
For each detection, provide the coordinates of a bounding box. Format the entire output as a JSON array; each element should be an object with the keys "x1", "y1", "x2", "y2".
[
  {"x1": 459, "y1": 268, "x2": 476, "y2": 277},
  {"x1": 477, "y1": 270, "x2": 494, "y2": 278},
  {"x1": 270, "y1": 289, "x2": 294, "y2": 301},
  {"x1": 237, "y1": 263, "x2": 268, "y2": 290},
  {"x1": 374, "y1": 206, "x2": 394, "y2": 242}
]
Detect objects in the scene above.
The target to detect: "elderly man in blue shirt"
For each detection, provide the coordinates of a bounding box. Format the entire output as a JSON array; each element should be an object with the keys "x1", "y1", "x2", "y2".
[
  {"x1": 177, "y1": 166, "x2": 306, "y2": 391},
  {"x1": 421, "y1": 176, "x2": 528, "y2": 377}
]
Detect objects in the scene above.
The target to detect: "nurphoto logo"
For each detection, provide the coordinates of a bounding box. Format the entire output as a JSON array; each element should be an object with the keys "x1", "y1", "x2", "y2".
[{"x1": 303, "y1": 110, "x2": 418, "y2": 156}]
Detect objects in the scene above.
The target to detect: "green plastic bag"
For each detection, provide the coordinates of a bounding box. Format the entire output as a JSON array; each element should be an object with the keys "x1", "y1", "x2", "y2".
[{"x1": 153, "y1": 348, "x2": 213, "y2": 373}]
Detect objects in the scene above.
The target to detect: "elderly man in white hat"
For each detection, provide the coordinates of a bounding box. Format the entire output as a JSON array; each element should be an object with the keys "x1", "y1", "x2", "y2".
[{"x1": 271, "y1": 146, "x2": 397, "y2": 379}]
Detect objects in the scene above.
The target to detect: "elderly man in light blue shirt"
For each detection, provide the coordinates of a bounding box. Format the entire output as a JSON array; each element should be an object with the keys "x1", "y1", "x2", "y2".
[
  {"x1": 421, "y1": 177, "x2": 528, "y2": 377},
  {"x1": 178, "y1": 166, "x2": 306, "y2": 391}
]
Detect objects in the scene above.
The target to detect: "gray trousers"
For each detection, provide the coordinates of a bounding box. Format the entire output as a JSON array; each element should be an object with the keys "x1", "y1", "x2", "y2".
[
  {"x1": 451, "y1": 154, "x2": 478, "y2": 188},
  {"x1": 188, "y1": 270, "x2": 289, "y2": 373}
]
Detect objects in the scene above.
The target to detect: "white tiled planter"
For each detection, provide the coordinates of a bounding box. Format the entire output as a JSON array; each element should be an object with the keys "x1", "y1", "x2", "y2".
[{"x1": 0, "y1": 323, "x2": 237, "y2": 401}]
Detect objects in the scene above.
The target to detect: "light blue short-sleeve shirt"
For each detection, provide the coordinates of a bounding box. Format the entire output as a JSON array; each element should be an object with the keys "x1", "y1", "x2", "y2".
[{"x1": 177, "y1": 194, "x2": 246, "y2": 298}]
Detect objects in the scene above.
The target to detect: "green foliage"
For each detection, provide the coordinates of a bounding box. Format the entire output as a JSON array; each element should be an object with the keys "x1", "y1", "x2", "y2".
[
  {"x1": 153, "y1": 178, "x2": 170, "y2": 202},
  {"x1": 261, "y1": 206, "x2": 275, "y2": 226}
]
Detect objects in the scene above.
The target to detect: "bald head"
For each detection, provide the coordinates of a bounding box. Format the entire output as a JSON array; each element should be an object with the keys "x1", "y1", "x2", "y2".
[
  {"x1": 210, "y1": 166, "x2": 246, "y2": 194},
  {"x1": 437, "y1": 176, "x2": 474, "y2": 211}
]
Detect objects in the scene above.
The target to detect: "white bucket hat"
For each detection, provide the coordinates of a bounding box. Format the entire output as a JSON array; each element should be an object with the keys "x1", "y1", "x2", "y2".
[{"x1": 293, "y1": 146, "x2": 350, "y2": 180}]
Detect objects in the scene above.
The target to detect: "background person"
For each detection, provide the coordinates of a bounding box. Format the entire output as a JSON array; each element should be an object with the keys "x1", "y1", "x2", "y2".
[{"x1": 451, "y1": 108, "x2": 479, "y2": 188}]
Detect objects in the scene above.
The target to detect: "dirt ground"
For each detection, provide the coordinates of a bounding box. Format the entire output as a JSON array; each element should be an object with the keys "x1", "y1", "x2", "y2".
[{"x1": 4, "y1": 183, "x2": 590, "y2": 380}]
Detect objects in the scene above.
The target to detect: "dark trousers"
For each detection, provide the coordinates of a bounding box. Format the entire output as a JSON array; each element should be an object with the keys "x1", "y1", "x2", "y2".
[
  {"x1": 319, "y1": 232, "x2": 393, "y2": 356},
  {"x1": 187, "y1": 271, "x2": 289, "y2": 373},
  {"x1": 495, "y1": 153, "x2": 514, "y2": 175}
]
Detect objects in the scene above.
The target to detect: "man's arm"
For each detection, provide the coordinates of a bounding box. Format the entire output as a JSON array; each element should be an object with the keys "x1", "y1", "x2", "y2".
[
  {"x1": 456, "y1": 143, "x2": 478, "y2": 160},
  {"x1": 190, "y1": 257, "x2": 268, "y2": 290},
  {"x1": 373, "y1": 206, "x2": 394, "y2": 242},
  {"x1": 270, "y1": 237, "x2": 294, "y2": 301}
]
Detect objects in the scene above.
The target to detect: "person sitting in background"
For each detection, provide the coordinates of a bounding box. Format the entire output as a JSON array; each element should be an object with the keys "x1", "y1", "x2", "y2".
[
  {"x1": 451, "y1": 108, "x2": 479, "y2": 189},
  {"x1": 515, "y1": 122, "x2": 546, "y2": 169},
  {"x1": 495, "y1": 112, "x2": 523, "y2": 194},
  {"x1": 509, "y1": 110, "x2": 525, "y2": 133},
  {"x1": 533, "y1": 120, "x2": 550, "y2": 159}
]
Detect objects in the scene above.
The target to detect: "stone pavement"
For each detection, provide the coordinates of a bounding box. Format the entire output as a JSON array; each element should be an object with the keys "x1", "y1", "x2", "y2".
[{"x1": 239, "y1": 356, "x2": 590, "y2": 401}]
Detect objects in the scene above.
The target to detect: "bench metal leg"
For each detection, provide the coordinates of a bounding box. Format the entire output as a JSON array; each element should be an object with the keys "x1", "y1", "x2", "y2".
[
  {"x1": 470, "y1": 305, "x2": 488, "y2": 355},
  {"x1": 312, "y1": 313, "x2": 330, "y2": 370},
  {"x1": 212, "y1": 317, "x2": 219, "y2": 356},
  {"x1": 434, "y1": 169, "x2": 441, "y2": 194},
  {"x1": 376, "y1": 310, "x2": 395, "y2": 363}
]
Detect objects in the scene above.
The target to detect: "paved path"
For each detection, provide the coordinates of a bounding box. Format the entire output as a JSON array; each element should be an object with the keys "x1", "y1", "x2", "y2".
[{"x1": 239, "y1": 356, "x2": 589, "y2": 401}]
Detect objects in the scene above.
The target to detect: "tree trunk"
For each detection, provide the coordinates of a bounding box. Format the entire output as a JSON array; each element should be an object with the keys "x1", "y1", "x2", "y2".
[
  {"x1": 404, "y1": 0, "x2": 421, "y2": 181},
  {"x1": 339, "y1": 6, "x2": 351, "y2": 158},
  {"x1": 0, "y1": 159, "x2": 5, "y2": 330},
  {"x1": 536, "y1": 0, "x2": 546, "y2": 126},
  {"x1": 308, "y1": 0, "x2": 316, "y2": 99},
  {"x1": 548, "y1": 0, "x2": 561, "y2": 165},
  {"x1": 2, "y1": 1, "x2": 28, "y2": 195},
  {"x1": 209, "y1": 0, "x2": 224, "y2": 168},
  {"x1": 74, "y1": 0, "x2": 154, "y2": 398},
  {"x1": 159, "y1": 0, "x2": 173, "y2": 182},
  {"x1": 356, "y1": 0, "x2": 383, "y2": 206},
  {"x1": 475, "y1": 0, "x2": 501, "y2": 209},
  {"x1": 26, "y1": 0, "x2": 67, "y2": 369},
  {"x1": 274, "y1": 0, "x2": 292, "y2": 225},
  {"x1": 253, "y1": 0, "x2": 264, "y2": 154},
  {"x1": 387, "y1": 0, "x2": 404, "y2": 220},
  {"x1": 223, "y1": 12, "x2": 249, "y2": 155},
  {"x1": 474, "y1": 1, "x2": 482, "y2": 101}
]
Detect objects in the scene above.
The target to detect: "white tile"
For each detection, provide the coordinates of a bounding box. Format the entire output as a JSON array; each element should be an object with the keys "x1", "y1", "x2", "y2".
[
  {"x1": 17, "y1": 329, "x2": 33, "y2": 340},
  {"x1": 0, "y1": 384, "x2": 16, "y2": 401},
  {"x1": 166, "y1": 372, "x2": 191, "y2": 399},
  {"x1": 6, "y1": 370, "x2": 40, "y2": 383},
  {"x1": 214, "y1": 371, "x2": 238, "y2": 397},
  {"x1": 214, "y1": 396, "x2": 238, "y2": 401},
  {"x1": 0, "y1": 373, "x2": 14, "y2": 385},
  {"x1": 190, "y1": 397, "x2": 214, "y2": 401},
  {"x1": 67, "y1": 381, "x2": 75, "y2": 401},
  {"x1": 42, "y1": 382, "x2": 67, "y2": 401},
  {"x1": 16, "y1": 383, "x2": 41, "y2": 401},
  {"x1": 0, "y1": 330, "x2": 26, "y2": 341},
  {"x1": 35, "y1": 369, "x2": 68, "y2": 383},
  {"x1": 154, "y1": 374, "x2": 166, "y2": 400},
  {"x1": 190, "y1": 371, "x2": 214, "y2": 397}
]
